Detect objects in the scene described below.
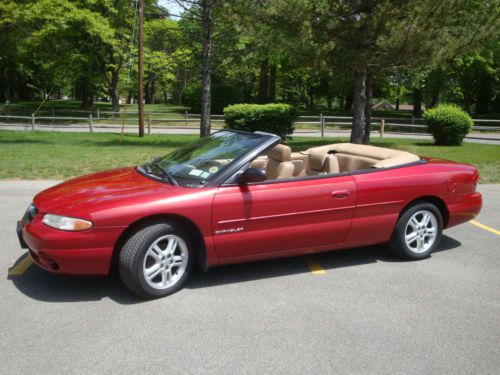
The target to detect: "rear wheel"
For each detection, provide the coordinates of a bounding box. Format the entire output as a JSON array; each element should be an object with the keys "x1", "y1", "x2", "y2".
[
  {"x1": 390, "y1": 202, "x2": 443, "y2": 260},
  {"x1": 119, "y1": 222, "x2": 193, "y2": 299}
]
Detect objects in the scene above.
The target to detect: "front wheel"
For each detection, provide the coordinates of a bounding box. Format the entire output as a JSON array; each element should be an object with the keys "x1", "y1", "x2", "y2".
[
  {"x1": 390, "y1": 202, "x2": 443, "y2": 260},
  {"x1": 119, "y1": 222, "x2": 193, "y2": 299}
]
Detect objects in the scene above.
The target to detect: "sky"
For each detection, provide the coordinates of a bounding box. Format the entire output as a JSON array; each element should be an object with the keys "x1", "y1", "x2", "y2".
[{"x1": 158, "y1": 0, "x2": 187, "y2": 18}]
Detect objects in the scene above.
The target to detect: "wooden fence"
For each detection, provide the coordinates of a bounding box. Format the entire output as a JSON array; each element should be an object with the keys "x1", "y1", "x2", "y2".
[{"x1": 0, "y1": 112, "x2": 499, "y2": 137}]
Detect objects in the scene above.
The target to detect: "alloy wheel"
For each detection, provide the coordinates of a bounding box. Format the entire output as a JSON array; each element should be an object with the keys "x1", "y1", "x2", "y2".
[
  {"x1": 142, "y1": 234, "x2": 189, "y2": 290},
  {"x1": 404, "y1": 210, "x2": 438, "y2": 254}
]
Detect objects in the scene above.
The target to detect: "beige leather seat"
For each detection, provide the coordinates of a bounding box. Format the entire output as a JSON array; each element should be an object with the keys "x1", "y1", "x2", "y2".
[
  {"x1": 250, "y1": 155, "x2": 268, "y2": 169},
  {"x1": 266, "y1": 144, "x2": 295, "y2": 180},
  {"x1": 305, "y1": 143, "x2": 420, "y2": 172},
  {"x1": 291, "y1": 160, "x2": 304, "y2": 177},
  {"x1": 305, "y1": 152, "x2": 340, "y2": 175}
]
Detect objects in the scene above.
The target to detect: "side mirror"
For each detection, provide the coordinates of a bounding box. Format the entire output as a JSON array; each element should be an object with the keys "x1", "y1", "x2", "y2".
[{"x1": 238, "y1": 167, "x2": 267, "y2": 184}]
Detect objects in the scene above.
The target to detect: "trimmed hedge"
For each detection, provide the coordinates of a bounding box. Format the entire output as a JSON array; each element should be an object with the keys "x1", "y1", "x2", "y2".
[
  {"x1": 181, "y1": 84, "x2": 240, "y2": 114},
  {"x1": 424, "y1": 104, "x2": 473, "y2": 146},
  {"x1": 223, "y1": 103, "x2": 296, "y2": 138}
]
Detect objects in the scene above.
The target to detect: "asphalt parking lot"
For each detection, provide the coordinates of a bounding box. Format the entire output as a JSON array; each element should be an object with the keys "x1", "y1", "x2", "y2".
[{"x1": 1, "y1": 181, "x2": 499, "y2": 374}]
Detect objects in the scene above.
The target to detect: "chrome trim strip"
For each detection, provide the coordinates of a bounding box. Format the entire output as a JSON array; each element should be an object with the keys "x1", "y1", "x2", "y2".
[{"x1": 217, "y1": 205, "x2": 355, "y2": 225}]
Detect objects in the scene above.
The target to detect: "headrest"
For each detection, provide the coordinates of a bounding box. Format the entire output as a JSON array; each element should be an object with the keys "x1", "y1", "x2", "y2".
[
  {"x1": 325, "y1": 154, "x2": 339, "y2": 173},
  {"x1": 309, "y1": 151, "x2": 327, "y2": 171},
  {"x1": 269, "y1": 144, "x2": 291, "y2": 162}
]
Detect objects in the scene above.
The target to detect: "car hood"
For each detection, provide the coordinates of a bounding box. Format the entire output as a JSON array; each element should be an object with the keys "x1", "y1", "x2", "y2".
[{"x1": 33, "y1": 167, "x2": 182, "y2": 217}]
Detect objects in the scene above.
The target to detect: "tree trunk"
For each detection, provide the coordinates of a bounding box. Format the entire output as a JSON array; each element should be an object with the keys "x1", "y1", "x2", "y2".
[
  {"x1": 145, "y1": 73, "x2": 156, "y2": 104},
  {"x1": 362, "y1": 72, "x2": 373, "y2": 144},
  {"x1": 81, "y1": 93, "x2": 94, "y2": 109},
  {"x1": 492, "y1": 96, "x2": 500, "y2": 112},
  {"x1": 79, "y1": 79, "x2": 95, "y2": 108},
  {"x1": 163, "y1": 89, "x2": 168, "y2": 104},
  {"x1": 345, "y1": 95, "x2": 353, "y2": 111},
  {"x1": 308, "y1": 84, "x2": 314, "y2": 109},
  {"x1": 200, "y1": 0, "x2": 212, "y2": 137},
  {"x1": 327, "y1": 97, "x2": 332, "y2": 111},
  {"x1": 150, "y1": 74, "x2": 156, "y2": 104},
  {"x1": 257, "y1": 59, "x2": 269, "y2": 103},
  {"x1": 350, "y1": 67, "x2": 366, "y2": 144},
  {"x1": 144, "y1": 80, "x2": 151, "y2": 104},
  {"x1": 412, "y1": 89, "x2": 422, "y2": 118},
  {"x1": 463, "y1": 92, "x2": 471, "y2": 113},
  {"x1": 269, "y1": 64, "x2": 276, "y2": 102},
  {"x1": 475, "y1": 75, "x2": 489, "y2": 114},
  {"x1": 429, "y1": 83, "x2": 440, "y2": 108},
  {"x1": 1, "y1": 65, "x2": 10, "y2": 102},
  {"x1": 110, "y1": 88, "x2": 120, "y2": 113},
  {"x1": 108, "y1": 69, "x2": 120, "y2": 113}
]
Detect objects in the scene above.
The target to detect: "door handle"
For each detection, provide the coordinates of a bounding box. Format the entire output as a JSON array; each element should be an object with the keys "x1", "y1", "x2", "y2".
[{"x1": 331, "y1": 190, "x2": 350, "y2": 198}]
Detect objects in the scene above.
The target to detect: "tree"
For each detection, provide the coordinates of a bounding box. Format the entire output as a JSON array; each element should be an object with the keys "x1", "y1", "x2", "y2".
[
  {"x1": 451, "y1": 50, "x2": 498, "y2": 113},
  {"x1": 261, "y1": 0, "x2": 498, "y2": 143},
  {"x1": 0, "y1": 0, "x2": 114, "y2": 104}
]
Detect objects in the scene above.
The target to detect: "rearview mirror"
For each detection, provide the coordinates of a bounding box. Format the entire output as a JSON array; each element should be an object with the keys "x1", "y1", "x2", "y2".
[{"x1": 238, "y1": 167, "x2": 267, "y2": 184}]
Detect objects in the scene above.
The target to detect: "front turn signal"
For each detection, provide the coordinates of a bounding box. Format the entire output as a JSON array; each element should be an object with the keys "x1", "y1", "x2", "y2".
[{"x1": 42, "y1": 214, "x2": 93, "y2": 231}]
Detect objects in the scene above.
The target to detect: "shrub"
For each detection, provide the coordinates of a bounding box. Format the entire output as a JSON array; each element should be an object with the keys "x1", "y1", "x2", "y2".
[
  {"x1": 423, "y1": 104, "x2": 473, "y2": 145},
  {"x1": 181, "y1": 84, "x2": 240, "y2": 114},
  {"x1": 223, "y1": 103, "x2": 297, "y2": 138}
]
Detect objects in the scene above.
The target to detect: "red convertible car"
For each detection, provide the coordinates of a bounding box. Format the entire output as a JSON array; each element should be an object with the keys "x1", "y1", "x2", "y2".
[{"x1": 17, "y1": 130, "x2": 482, "y2": 298}]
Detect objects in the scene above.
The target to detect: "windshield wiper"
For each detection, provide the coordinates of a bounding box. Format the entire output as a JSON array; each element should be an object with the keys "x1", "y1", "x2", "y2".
[{"x1": 151, "y1": 162, "x2": 178, "y2": 186}]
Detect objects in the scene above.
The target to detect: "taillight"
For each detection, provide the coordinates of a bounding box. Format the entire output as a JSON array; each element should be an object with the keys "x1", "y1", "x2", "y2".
[{"x1": 473, "y1": 171, "x2": 479, "y2": 189}]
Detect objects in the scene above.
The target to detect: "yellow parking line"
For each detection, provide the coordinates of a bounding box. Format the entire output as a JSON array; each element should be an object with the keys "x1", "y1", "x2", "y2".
[
  {"x1": 469, "y1": 220, "x2": 500, "y2": 236},
  {"x1": 8, "y1": 255, "x2": 32, "y2": 276},
  {"x1": 305, "y1": 256, "x2": 326, "y2": 275}
]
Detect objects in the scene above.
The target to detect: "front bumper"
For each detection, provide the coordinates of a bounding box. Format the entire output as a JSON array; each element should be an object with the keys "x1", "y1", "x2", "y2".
[
  {"x1": 17, "y1": 215, "x2": 124, "y2": 275},
  {"x1": 17, "y1": 221, "x2": 28, "y2": 249}
]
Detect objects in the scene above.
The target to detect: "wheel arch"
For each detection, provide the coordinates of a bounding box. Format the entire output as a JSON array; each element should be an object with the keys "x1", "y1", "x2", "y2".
[
  {"x1": 400, "y1": 196, "x2": 449, "y2": 228},
  {"x1": 111, "y1": 214, "x2": 207, "y2": 272}
]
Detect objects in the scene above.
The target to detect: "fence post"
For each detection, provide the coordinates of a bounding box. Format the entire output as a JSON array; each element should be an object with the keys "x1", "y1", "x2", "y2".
[
  {"x1": 96, "y1": 107, "x2": 100, "y2": 120},
  {"x1": 380, "y1": 119, "x2": 385, "y2": 138},
  {"x1": 147, "y1": 114, "x2": 151, "y2": 134},
  {"x1": 320, "y1": 113, "x2": 324, "y2": 138},
  {"x1": 89, "y1": 114, "x2": 93, "y2": 133},
  {"x1": 185, "y1": 111, "x2": 188, "y2": 126},
  {"x1": 51, "y1": 106, "x2": 55, "y2": 124},
  {"x1": 31, "y1": 113, "x2": 35, "y2": 131}
]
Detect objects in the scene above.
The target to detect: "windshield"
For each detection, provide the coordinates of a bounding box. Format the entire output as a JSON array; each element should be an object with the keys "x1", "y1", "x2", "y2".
[{"x1": 143, "y1": 131, "x2": 266, "y2": 186}]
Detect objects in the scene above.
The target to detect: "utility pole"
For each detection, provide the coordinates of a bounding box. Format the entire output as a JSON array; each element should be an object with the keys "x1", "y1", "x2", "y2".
[
  {"x1": 200, "y1": 0, "x2": 212, "y2": 137},
  {"x1": 137, "y1": 0, "x2": 145, "y2": 137}
]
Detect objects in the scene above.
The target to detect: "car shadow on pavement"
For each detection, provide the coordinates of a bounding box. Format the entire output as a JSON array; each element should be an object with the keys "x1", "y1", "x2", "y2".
[
  {"x1": 7, "y1": 236, "x2": 461, "y2": 302},
  {"x1": 186, "y1": 235, "x2": 462, "y2": 289},
  {"x1": 8, "y1": 253, "x2": 144, "y2": 304}
]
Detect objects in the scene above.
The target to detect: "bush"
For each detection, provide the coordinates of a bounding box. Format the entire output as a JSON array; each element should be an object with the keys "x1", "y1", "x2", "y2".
[
  {"x1": 181, "y1": 84, "x2": 240, "y2": 114},
  {"x1": 423, "y1": 104, "x2": 473, "y2": 145},
  {"x1": 223, "y1": 103, "x2": 297, "y2": 138}
]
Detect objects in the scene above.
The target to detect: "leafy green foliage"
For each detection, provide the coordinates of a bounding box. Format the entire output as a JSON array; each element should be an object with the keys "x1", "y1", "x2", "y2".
[
  {"x1": 223, "y1": 103, "x2": 297, "y2": 138},
  {"x1": 423, "y1": 104, "x2": 473, "y2": 145},
  {"x1": 181, "y1": 84, "x2": 240, "y2": 114}
]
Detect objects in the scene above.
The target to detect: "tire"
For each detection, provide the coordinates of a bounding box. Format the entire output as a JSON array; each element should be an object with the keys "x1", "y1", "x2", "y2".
[
  {"x1": 390, "y1": 202, "x2": 443, "y2": 260},
  {"x1": 119, "y1": 222, "x2": 193, "y2": 299}
]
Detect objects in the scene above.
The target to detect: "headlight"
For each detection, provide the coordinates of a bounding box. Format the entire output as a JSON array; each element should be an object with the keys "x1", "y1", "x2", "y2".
[{"x1": 42, "y1": 214, "x2": 93, "y2": 231}]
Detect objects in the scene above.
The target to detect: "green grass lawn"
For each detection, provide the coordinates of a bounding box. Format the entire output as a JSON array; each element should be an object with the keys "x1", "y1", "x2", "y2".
[
  {"x1": 0, "y1": 100, "x2": 189, "y2": 117},
  {"x1": 0, "y1": 130, "x2": 498, "y2": 182}
]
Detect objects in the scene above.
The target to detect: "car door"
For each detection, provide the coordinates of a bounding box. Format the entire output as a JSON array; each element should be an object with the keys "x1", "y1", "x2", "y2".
[{"x1": 211, "y1": 175, "x2": 357, "y2": 260}]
